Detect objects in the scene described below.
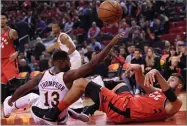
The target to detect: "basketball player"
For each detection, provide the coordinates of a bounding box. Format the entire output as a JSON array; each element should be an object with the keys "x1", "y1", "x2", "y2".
[
  {"x1": 48, "y1": 22, "x2": 81, "y2": 70},
  {"x1": 48, "y1": 22, "x2": 83, "y2": 109},
  {"x1": 32, "y1": 64, "x2": 184, "y2": 123},
  {"x1": 1, "y1": 13, "x2": 20, "y2": 102},
  {"x1": 4, "y1": 32, "x2": 125, "y2": 124}
]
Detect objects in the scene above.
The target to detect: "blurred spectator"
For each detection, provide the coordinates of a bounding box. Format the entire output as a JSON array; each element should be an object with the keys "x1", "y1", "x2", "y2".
[
  {"x1": 34, "y1": 37, "x2": 46, "y2": 61},
  {"x1": 64, "y1": 18, "x2": 74, "y2": 35},
  {"x1": 29, "y1": 55, "x2": 39, "y2": 71},
  {"x1": 24, "y1": 11, "x2": 36, "y2": 40},
  {"x1": 150, "y1": 18, "x2": 164, "y2": 37},
  {"x1": 163, "y1": 56, "x2": 180, "y2": 79},
  {"x1": 162, "y1": 40, "x2": 171, "y2": 54},
  {"x1": 88, "y1": 22, "x2": 100, "y2": 39},
  {"x1": 111, "y1": 48, "x2": 125, "y2": 65},
  {"x1": 126, "y1": 44, "x2": 135, "y2": 63},
  {"x1": 90, "y1": 38, "x2": 102, "y2": 51},
  {"x1": 144, "y1": 47, "x2": 161, "y2": 73},
  {"x1": 19, "y1": 58, "x2": 32, "y2": 73},
  {"x1": 36, "y1": 17, "x2": 47, "y2": 37},
  {"x1": 131, "y1": 48, "x2": 145, "y2": 72},
  {"x1": 39, "y1": 54, "x2": 49, "y2": 72}
]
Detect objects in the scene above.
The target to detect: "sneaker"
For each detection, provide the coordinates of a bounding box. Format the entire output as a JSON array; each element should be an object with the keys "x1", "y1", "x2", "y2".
[
  {"x1": 135, "y1": 89, "x2": 140, "y2": 95},
  {"x1": 32, "y1": 106, "x2": 61, "y2": 122},
  {"x1": 3, "y1": 96, "x2": 13, "y2": 118},
  {"x1": 68, "y1": 108, "x2": 89, "y2": 122}
]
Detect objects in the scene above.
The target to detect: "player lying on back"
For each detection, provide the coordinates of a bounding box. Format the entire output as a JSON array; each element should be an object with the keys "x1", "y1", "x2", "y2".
[{"x1": 32, "y1": 64, "x2": 184, "y2": 123}]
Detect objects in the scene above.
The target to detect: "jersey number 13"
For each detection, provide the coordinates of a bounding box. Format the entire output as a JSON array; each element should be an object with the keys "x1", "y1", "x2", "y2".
[{"x1": 44, "y1": 91, "x2": 60, "y2": 107}]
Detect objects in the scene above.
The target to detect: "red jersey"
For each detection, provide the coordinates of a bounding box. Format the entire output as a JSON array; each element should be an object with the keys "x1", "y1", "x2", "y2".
[
  {"x1": 1, "y1": 27, "x2": 16, "y2": 59},
  {"x1": 99, "y1": 88, "x2": 169, "y2": 123},
  {"x1": 127, "y1": 91, "x2": 169, "y2": 122}
]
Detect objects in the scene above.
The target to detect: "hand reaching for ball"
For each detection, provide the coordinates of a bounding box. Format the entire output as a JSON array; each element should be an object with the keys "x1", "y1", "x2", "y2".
[{"x1": 111, "y1": 32, "x2": 125, "y2": 45}]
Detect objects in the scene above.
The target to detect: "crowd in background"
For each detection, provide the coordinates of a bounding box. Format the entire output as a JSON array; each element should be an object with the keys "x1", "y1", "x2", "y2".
[{"x1": 2, "y1": 0, "x2": 186, "y2": 94}]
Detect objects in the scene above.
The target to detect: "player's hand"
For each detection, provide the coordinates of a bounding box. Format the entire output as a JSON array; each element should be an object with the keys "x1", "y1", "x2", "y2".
[
  {"x1": 125, "y1": 64, "x2": 141, "y2": 75},
  {"x1": 111, "y1": 32, "x2": 125, "y2": 45},
  {"x1": 9, "y1": 51, "x2": 18, "y2": 61},
  {"x1": 144, "y1": 69, "x2": 158, "y2": 87},
  {"x1": 8, "y1": 98, "x2": 13, "y2": 106}
]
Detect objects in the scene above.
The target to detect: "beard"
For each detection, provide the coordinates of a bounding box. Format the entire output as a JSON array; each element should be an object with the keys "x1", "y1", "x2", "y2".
[{"x1": 62, "y1": 66, "x2": 70, "y2": 72}]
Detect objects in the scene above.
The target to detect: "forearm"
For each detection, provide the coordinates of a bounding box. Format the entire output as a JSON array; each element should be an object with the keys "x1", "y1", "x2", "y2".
[
  {"x1": 68, "y1": 48, "x2": 75, "y2": 55},
  {"x1": 47, "y1": 45, "x2": 55, "y2": 52},
  {"x1": 155, "y1": 70, "x2": 170, "y2": 91},
  {"x1": 91, "y1": 42, "x2": 114, "y2": 65},
  {"x1": 10, "y1": 85, "x2": 31, "y2": 103}
]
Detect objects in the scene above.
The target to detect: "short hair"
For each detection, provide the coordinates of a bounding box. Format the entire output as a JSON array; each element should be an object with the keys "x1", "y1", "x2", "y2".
[
  {"x1": 52, "y1": 50, "x2": 69, "y2": 61},
  {"x1": 52, "y1": 21, "x2": 62, "y2": 29},
  {"x1": 1, "y1": 12, "x2": 8, "y2": 18},
  {"x1": 171, "y1": 73, "x2": 185, "y2": 86}
]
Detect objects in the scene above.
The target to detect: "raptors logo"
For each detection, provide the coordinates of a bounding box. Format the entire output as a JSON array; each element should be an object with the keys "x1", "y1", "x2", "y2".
[{"x1": 1, "y1": 37, "x2": 9, "y2": 48}]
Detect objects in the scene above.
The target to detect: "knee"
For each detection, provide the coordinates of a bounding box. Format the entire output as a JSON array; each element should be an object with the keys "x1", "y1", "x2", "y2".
[{"x1": 74, "y1": 78, "x2": 90, "y2": 90}]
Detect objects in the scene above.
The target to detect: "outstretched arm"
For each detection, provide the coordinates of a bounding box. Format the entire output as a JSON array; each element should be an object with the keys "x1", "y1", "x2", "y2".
[
  {"x1": 63, "y1": 32, "x2": 125, "y2": 86},
  {"x1": 8, "y1": 73, "x2": 44, "y2": 106}
]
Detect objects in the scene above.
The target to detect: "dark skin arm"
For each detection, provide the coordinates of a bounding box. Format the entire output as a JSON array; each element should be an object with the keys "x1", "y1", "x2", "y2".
[
  {"x1": 8, "y1": 73, "x2": 44, "y2": 106},
  {"x1": 9, "y1": 29, "x2": 19, "y2": 61},
  {"x1": 64, "y1": 32, "x2": 125, "y2": 89}
]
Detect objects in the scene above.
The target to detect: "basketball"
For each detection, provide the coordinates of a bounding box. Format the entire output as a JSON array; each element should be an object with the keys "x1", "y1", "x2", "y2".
[{"x1": 98, "y1": 0, "x2": 123, "y2": 24}]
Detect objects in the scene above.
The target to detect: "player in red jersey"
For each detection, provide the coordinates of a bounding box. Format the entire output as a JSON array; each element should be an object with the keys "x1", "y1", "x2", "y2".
[
  {"x1": 31, "y1": 64, "x2": 184, "y2": 123},
  {"x1": 1, "y1": 13, "x2": 20, "y2": 102}
]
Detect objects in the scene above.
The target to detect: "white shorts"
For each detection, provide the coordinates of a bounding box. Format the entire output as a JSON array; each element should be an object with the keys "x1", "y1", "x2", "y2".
[{"x1": 28, "y1": 93, "x2": 68, "y2": 125}]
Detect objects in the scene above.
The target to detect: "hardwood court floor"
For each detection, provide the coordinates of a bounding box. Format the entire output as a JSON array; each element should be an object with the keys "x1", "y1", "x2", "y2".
[{"x1": 1, "y1": 92, "x2": 186, "y2": 125}]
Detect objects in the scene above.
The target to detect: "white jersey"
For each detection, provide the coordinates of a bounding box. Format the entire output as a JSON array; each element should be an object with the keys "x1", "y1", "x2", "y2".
[
  {"x1": 36, "y1": 70, "x2": 69, "y2": 118},
  {"x1": 57, "y1": 32, "x2": 82, "y2": 70}
]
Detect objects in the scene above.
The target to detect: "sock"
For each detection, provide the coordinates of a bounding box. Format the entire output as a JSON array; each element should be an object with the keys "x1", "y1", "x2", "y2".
[{"x1": 57, "y1": 100, "x2": 69, "y2": 111}]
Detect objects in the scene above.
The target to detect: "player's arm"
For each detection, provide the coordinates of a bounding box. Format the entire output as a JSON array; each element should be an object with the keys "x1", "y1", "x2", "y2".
[
  {"x1": 145, "y1": 69, "x2": 182, "y2": 114},
  {"x1": 46, "y1": 42, "x2": 59, "y2": 52},
  {"x1": 9, "y1": 29, "x2": 19, "y2": 61},
  {"x1": 63, "y1": 32, "x2": 125, "y2": 87},
  {"x1": 60, "y1": 34, "x2": 75, "y2": 55},
  {"x1": 8, "y1": 73, "x2": 44, "y2": 106},
  {"x1": 127, "y1": 64, "x2": 158, "y2": 94}
]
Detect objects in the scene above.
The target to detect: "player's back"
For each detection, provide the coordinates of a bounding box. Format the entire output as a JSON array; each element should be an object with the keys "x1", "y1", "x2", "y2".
[
  {"x1": 127, "y1": 91, "x2": 169, "y2": 122},
  {"x1": 37, "y1": 70, "x2": 69, "y2": 118}
]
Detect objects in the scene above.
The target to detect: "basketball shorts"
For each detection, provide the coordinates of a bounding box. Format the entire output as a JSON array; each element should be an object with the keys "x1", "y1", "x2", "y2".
[
  {"x1": 1, "y1": 58, "x2": 18, "y2": 84},
  {"x1": 85, "y1": 81, "x2": 133, "y2": 123}
]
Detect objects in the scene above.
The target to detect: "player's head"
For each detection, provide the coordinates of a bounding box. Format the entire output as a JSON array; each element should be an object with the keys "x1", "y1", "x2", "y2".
[
  {"x1": 1, "y1": 12, "x2": 8, "y2": 28},
  {"x1": 52, "y1": 22, "x2": 61, "y2": 35},
  {"x1": 52, "y1": 50, "x2": 71, "y2": 72},
  {"x1": 167, "y1": 73, "x2": 184, "y2": 92}
]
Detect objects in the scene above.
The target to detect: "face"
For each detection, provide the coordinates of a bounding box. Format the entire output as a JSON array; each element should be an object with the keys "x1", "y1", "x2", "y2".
[
  {"x1": 165, "y1": 41, "x2": 170, "y2": 47},
  {"x1": 167, "y1": 76, "x2": 182, "y2": 91},
  {"x1": 1, "y1": 15, "x2": 7, "y2": 28},
  {"x1": 52, "y1": 24, "x2": 61, "y2": 35},
  {"x1": 144, "y1": 46, "x2": 149, "y2": 53},
  {"x1": 170, "y1": 49, "x2": 176, "y2": 56},
  {"x1": 134, "y1": 51, "x2": 140, "y2": 59},
  {"x1": 131, "y1": 21, "x2": 136, "y2": 27},
  {"x1": 147, "y1": 48, "x2": 153, "y2": 56},
  {"x1": 58, "y1": 58, "x2": 71, "y2": 72},
  {"x1": 131, "y1": 46, "x2": 136, "y2": 53},
  {"x1": 19, "y1": 60, "x2": 26, "y2": 67}
]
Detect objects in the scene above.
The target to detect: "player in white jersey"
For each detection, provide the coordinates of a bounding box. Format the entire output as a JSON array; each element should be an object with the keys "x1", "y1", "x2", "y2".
[
  {"x1": 47, "y1": 22, "x2": 82, "y2": 109},
  {"x1": 4, "y1": 32, "x2": 125, "y2": 123},
  {"x1": 3, "y1": 51, "x2": 83, "y2": 125},
  {"x1": 47, "y1": 23, "x2": 81, "y2": 70}
]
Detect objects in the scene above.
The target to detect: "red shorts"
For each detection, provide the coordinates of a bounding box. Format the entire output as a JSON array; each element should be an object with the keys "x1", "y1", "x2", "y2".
[
  {"x1": 99, "y1": 87, "x2": 133, "y2": 123},
  {"x1": 1, "y1": 58, "x2": 18, "y2": 84}
]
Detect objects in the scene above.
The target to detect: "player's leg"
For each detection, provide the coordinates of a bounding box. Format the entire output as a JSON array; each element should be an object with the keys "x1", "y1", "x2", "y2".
[
  {"x1": 80, "y1": 82, "x2": 130, "y2": 118},
  {"x1": 31, "y1": 78, "x2": 102, "y2": 122},
  {"x1": 3, "y1": 93, "x2": 39, "y2": 118}
]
